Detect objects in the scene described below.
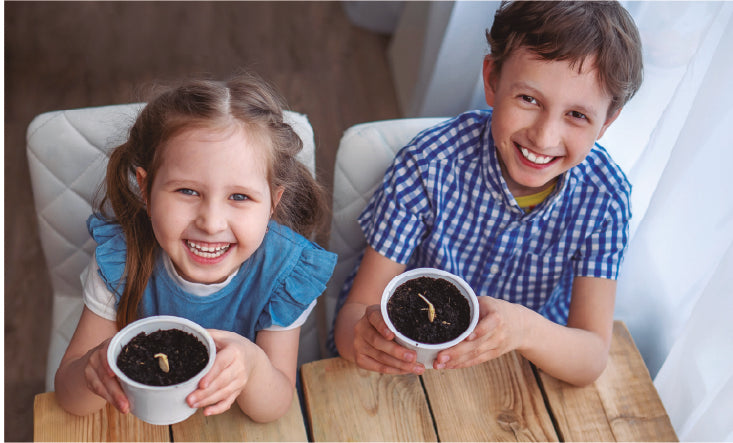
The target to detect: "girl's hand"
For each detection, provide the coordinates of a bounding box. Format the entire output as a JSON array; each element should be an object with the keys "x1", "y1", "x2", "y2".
[
  {"x1": 352, "y1": 305, "x2": 423, "y2": 375},
  {"x1": 434, "y1": 296, "x2": 526, "y2": 369},
  {"x1": 187, "y1": 330, "x2": 256, "y2": 416},
  {"x1": 83, "y1": 339, "x2": 130, "y2": 414}
]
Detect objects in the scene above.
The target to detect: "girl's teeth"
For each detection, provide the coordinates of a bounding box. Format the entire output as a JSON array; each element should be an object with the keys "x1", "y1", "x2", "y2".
[
  {"x1": 520, "y1": 147, "x2": 553, "y2": 165},
  {"x1": 186, "y1": 241, "x2": 230, "y2": 258}
]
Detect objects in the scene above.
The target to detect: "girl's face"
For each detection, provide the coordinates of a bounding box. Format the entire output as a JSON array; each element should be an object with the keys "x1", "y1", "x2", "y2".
[
  {"x1": 483, "y1": 47, "x2": 620, "y2": 197},
  {"x1": 138, "y1": 124, "x2": 282, "y2": 284}
]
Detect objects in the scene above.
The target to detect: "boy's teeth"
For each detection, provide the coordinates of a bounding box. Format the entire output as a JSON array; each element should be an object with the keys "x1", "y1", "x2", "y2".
[
  {"x1": 520, "y1": 147, "x2": 553, "y2": 165},
  {"x1": 186, "y1": 241, "x2": 230, "y2": 258}
]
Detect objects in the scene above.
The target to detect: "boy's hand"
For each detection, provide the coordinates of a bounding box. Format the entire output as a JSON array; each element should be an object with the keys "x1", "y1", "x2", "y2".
[
  {"x1": 187, "y1": 329, "x2": 256, "y2": 416},
  {"x1": 434, "y1": 296, "x2": 525, "y2": 369},
  {"x1": 352, "y1": 305, "x2": 425, "y2": 375},
  {"x1": 83, "y1": 339, "x2": 130, "y2": 414}
]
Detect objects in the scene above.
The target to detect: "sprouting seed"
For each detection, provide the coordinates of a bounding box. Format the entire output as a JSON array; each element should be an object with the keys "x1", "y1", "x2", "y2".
[
  {"x1": 417, "y1": 293, "x2": 436, "y2": 323},
  {"x1": 154, "y1": 353, "x2": 170, "y2": 373}
]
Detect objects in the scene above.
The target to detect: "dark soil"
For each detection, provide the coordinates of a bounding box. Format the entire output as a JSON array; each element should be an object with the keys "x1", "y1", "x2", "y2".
[
  {"x1": 117, "y1": 329, "x2": 209, "y2": 386},
  {"x1": 387, "y1": 276, "x2": 471, "y2": 344}
]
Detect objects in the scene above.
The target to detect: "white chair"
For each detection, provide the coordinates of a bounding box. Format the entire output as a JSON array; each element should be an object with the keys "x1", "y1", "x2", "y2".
[
  {"x1": 322, "y1": 117, "x2": 448, "y2": 346},
  {"x1": 26, "y1": 104, "x2": 318, "y2": 391}
]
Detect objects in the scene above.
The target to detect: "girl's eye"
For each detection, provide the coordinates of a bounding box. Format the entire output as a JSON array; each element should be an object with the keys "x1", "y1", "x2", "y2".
[
  {"x1": 569, "y1": 110, "x2": 588, "y2": 120},
  {"x1": 230, "y1": 193, "x2": 249, "y2": 202},
  {"x1": 521, "y1": 95, "x2": 537, "y2": 104},
  {"x1": 177, "y1": 188, "x2": 198, "y2": 196}
]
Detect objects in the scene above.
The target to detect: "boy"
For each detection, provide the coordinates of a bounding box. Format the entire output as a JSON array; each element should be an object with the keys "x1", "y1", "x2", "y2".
[{"x1": 332, "y1": 1, "x2": 643, "y2": 386}]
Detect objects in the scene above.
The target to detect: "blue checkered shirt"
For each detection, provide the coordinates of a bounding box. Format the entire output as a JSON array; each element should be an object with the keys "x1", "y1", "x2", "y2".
[{"x1": 328, "y1": 110, "x2": 631, "y2": 354}]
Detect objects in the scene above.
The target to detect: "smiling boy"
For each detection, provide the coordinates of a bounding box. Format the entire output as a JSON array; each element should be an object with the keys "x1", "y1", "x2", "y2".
[{"x1": 331, "y1": 1, "x2": 643, "y2": 386}]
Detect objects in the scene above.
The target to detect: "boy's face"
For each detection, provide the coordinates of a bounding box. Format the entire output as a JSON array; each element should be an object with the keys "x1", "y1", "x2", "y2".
[{"x1": 484, "y1": 47, "x2": 620, "y2": 197}]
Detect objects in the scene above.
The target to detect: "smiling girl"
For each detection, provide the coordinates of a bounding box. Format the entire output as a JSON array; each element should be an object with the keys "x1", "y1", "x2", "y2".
[{"x1": 54, "y1": 72, "x2": 336, "y2": 423}]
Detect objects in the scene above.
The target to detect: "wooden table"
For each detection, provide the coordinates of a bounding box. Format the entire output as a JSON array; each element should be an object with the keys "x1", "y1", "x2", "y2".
[
  {"x1": 300, "y1": 321, "x2": 678, "y2": 442},
  {"x1": 33, "y1": 390, "x2": 307, "y2": 441},
  {"x1": 34, "y1": 321, "x2": 677, "y2": 442}
]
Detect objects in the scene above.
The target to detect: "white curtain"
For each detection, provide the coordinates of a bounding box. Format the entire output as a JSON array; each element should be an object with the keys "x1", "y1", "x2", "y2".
[
  {"x1": 608, "y1": 2, "x2": 733, "y2": 441},
  {"x1": 383, "y1": 1, "x2": 733, "y2": 440}
]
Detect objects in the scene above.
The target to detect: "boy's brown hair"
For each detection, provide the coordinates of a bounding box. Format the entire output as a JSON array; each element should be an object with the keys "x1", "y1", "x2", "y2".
[{"x1": 486, "y1": 1, "x2": 643, "y2": 117}]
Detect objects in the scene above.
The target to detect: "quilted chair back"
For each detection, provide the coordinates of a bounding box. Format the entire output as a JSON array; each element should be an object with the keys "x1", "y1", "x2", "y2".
[
  {"x1": 323, "y1": 118, "x2": 447, "y2": 347},
  {"x1": 26, "y1": 104, "x2": 317, "y2": 390}
]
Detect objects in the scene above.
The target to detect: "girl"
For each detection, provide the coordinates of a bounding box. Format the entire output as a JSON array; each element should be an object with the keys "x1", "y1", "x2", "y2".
[{"x1": 54, "y1": 72, "x2": 337, "y2": 423}]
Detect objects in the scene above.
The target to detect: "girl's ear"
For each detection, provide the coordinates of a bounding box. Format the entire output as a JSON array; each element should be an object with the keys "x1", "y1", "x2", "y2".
[
  {"x1": 136, "y1": 167, "x2": 149, "y2": 208},
  {"x1": 271, "y1": 187, "x2": 284, "y2": 216},
  {"x1": 483, "y1": 55, "x2": 498, "y2": 107}
]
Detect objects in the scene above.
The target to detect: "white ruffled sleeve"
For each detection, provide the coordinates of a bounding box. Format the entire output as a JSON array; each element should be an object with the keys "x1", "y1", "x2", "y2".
[{"x1": 81, "y1": 252, "x2": 117, "y2": 321}]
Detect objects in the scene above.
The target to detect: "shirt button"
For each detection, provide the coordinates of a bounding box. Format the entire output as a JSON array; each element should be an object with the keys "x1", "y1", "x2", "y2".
[{"x1": 490, "y1": 265, "x2": 500, "y2": 274}]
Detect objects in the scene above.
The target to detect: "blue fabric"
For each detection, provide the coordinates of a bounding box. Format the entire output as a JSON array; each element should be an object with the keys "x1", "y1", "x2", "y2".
[
  {"x1": 88, "y1": 215, "x2": 337, "y2": 342},
  {"x1": 328, "y1": 110, "x2": 631, "y2": 353}
]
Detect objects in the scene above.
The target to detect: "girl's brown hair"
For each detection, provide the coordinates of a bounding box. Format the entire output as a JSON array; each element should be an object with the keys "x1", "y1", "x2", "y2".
[
  {"x1": 486, "y1": 1, "x2": 643, "y2": 117},
  {"x1": 99, "y1": 71, "x2": 328, "y2": 329}
]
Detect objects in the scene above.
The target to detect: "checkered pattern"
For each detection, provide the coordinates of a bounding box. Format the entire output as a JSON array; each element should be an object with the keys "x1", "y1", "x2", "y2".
[{"x1": 337, "y1": 110, "x2": 631, "y2": 328}]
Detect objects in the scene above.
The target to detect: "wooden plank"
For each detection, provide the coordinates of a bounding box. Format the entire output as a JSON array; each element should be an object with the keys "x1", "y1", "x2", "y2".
[
  {"x1": 539, "y1": 321, "x2": 678, "y2": 442},
  {"x1": 538, "y1": 370, "x2": 616, "y2": 441},
  {"x1": 301, "y1": 357, "x2": 436, "y2": 441},
  {"x1": 597, "y1": 321, "x2": 678, "y2": 441},
  {"x1": 170, "y1": 392, "x2": 307, "y2": 442},
  {"x1": 421, "y1": 351, "x2": 558, "y2": 442},
  {"x1": 33, "y1": 392, "x2": 169, "y2": 442}
]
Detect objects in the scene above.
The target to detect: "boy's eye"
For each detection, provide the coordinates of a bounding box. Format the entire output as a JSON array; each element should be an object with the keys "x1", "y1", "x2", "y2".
[
  {"x1": 569, "y1": 110, "x2": 588, "y2": 120},
  {"x1": 230, "y1": 193, "x2": 249, "y2": 202},
  {"x1": 521, "y1": 95, "x2": 537, "y2": 104},
  {"x1": 177, "y1": 188, "x2": 199, "y2": 196}
]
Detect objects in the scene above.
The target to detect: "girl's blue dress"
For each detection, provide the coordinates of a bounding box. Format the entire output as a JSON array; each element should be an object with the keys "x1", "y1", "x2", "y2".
[{"x1": 88, "y1": 214, "x2": 337, "y2": 341}]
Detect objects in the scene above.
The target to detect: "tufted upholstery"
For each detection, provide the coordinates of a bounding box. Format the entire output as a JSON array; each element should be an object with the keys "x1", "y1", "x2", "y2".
[
  {"x1": 322, "y1": 117, "x2": 448, "y2": 345},
  {"x1": 26, "y1": 104, "x2": 317, "y2": 391}
]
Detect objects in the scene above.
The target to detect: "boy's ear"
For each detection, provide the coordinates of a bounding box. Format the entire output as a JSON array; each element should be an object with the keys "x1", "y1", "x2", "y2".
[
  {"x1": 597, "y1": 108, "x2": 622, "y2": 140},
  {"x1": 483, "y1": 55, "x2": 498, "y2": 107}
]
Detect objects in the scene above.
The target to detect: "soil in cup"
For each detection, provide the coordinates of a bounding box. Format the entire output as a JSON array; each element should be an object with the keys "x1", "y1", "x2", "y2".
[
  {"x1": 387, "y1": 276, "x2": 471, "y2": 344},
  {"x1": 117, "y1": 329, "x2": 209, "y2": 386}
]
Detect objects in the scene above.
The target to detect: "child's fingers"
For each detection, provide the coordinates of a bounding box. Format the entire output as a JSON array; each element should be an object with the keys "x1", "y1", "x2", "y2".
[
  {"x1": 189, "y1": 370, "x2": 242, "y2": 410},
  {"x1": 84, "y1": 366, "x2": 109, "y2": 400},
  {"x1": 435, "y1": 320, "x2": 509, "y2": 369},
  {"x1": 353, "y1": 308, "x2": 420, "y2": 373},
  {"x1": 441, "y1": 339, "x2": 502, "y2": 369},
  {"x1": 189, "y1": 347, "x2": 248, "y2": 408},
  {"x1": 189, "y1": 370, "x2": 227, "y2": 407},
  {"x1": 105, "y1": 378, "x2": 130, "y2": 414},
  {"x1": 201, "y1": 392, "x2": 239, "y2": 416},
  {"x1": 364, "y1": 305, "x2": 393, "y2": 339},
  {"x1": 196, "y1": 360, "x2": 221, "y2": 391},
  {"x1": 206, "y1": 328, "x2": 249, "y2": 347},
  {"x1": 355, "y1": 337, "x2": 421, "y2": 372},
  {"x1": 354, "y1": 353, "x2": 416, "y2": 375},
  {"x1": 353, "y1": 324, "x2": 423, "y2": 374},
  {"x1": 191, "y1": 364, "x2": 228, "y2": 403},
  {"x1": 206, "y1": 329, "x2": 230, "y2": 345},
  {"x1": 468, "y1": 308, "x2": 501, "y2": 341},
  {"x1": 84, "y1": 360, "x2": 130, "y2": 413},
  {"x1": 355, "y1": 353, "x2": 425, "y2": 375}
]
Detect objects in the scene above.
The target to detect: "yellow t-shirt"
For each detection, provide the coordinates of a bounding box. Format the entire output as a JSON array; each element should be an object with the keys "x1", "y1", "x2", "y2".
[{"x1": 515, "y1": 184, "x2": 555, "y2": 212}]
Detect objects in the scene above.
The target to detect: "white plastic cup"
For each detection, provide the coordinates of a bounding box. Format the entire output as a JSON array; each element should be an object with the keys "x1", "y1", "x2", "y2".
[
  {"x1": 381, "y1": 268, "x2": 480, "y2": 368},
  {"x1": 107, "y1": 315, "x2": 216, "y2": 425}
]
